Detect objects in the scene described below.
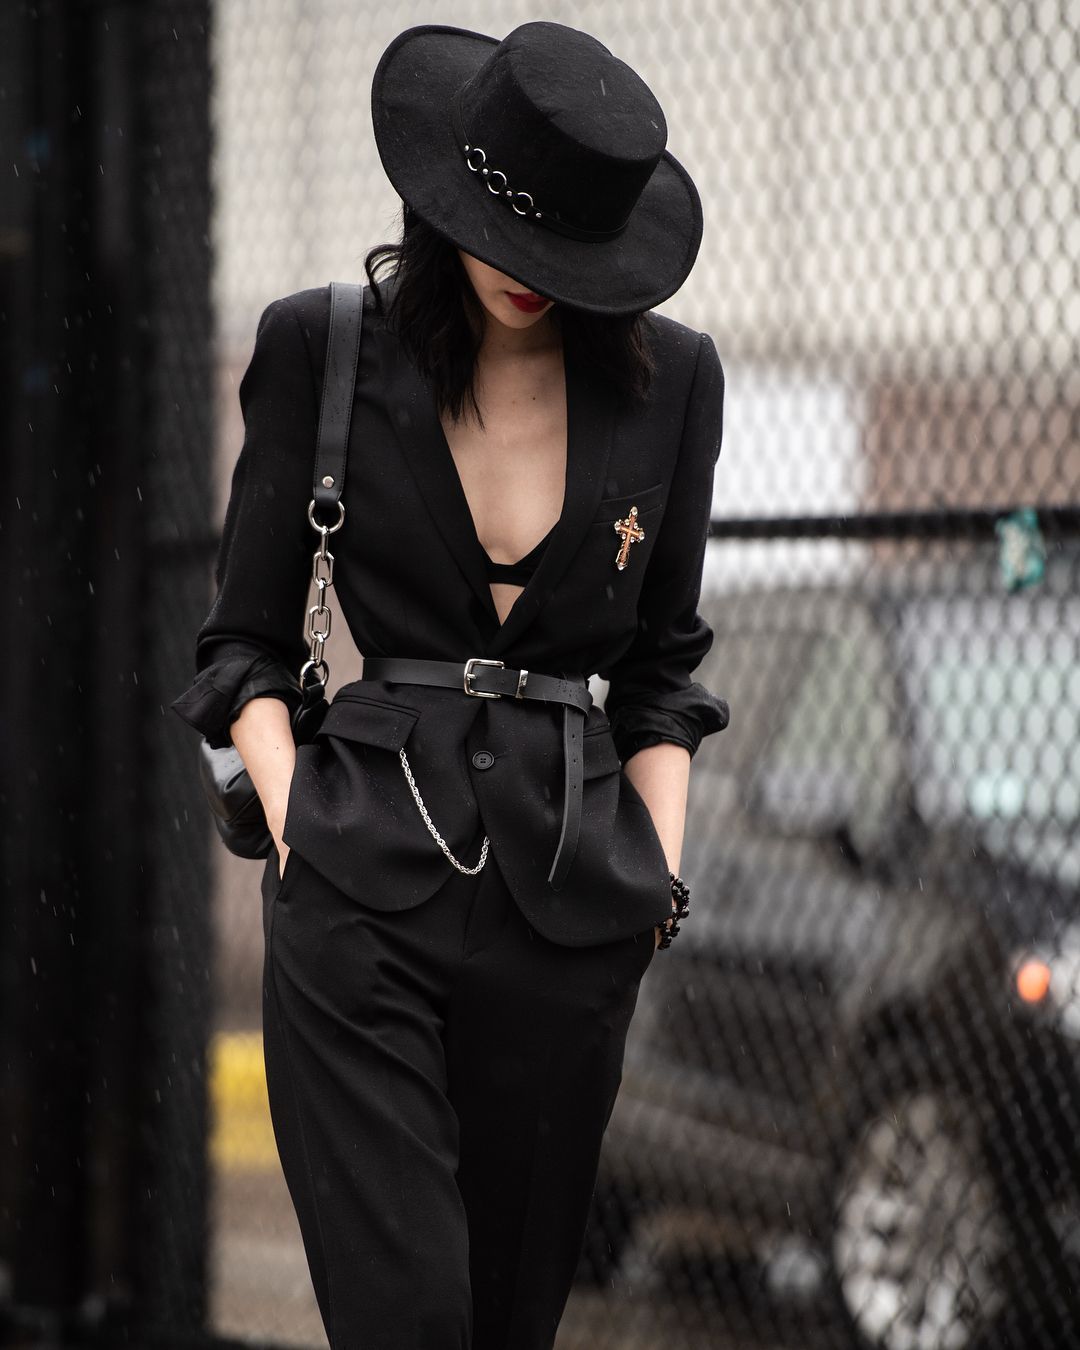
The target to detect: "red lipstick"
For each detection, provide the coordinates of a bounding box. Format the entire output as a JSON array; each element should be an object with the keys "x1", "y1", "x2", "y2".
[{"x1": 505, "y1": 289, "x2": 550, "y2": 314}]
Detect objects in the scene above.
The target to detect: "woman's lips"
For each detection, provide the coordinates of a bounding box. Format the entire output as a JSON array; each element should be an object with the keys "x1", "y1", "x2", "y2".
[{"x1": 505, "y1": 290, "x2": 550, "y2": 314}]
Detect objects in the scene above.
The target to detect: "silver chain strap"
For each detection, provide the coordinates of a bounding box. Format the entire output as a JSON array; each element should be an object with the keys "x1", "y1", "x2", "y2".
[
  {"x1": 398, "y1": 748, "x2": 490, "y2": 875},
  {"x1": 300, "y1": 499, "x2": 344, "y2": 689}
]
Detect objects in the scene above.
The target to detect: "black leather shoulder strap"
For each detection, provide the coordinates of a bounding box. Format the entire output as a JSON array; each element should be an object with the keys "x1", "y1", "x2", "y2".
[{"x1": 312, "y1": 281, "x2": 364, "y2": 522}]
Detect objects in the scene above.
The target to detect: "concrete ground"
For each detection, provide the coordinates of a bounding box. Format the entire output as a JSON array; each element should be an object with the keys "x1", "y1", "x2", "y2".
[{"x1": 213, "y1": 1160, "x2": 806, "y2": 1348}]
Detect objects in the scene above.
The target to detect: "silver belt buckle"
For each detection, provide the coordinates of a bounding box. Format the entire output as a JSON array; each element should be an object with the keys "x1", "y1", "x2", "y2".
[{"x1": 463, "y1": 657, "x2": 504, "y2": 698}]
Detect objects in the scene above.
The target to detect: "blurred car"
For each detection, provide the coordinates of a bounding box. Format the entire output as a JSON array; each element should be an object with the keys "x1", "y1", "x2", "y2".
[{"x1": 579, "y1": 550, "x2": 1080, "y2": 1349}]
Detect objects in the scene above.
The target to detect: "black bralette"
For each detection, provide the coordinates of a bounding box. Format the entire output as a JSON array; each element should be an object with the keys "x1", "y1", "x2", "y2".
[{"x1": 481, "y1": 521, "x2": 557, "y2": 587}]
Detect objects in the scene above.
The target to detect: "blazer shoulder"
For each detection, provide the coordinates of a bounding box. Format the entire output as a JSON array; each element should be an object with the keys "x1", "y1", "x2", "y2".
[
  {"x1": 276, "y1": 281, "x2": 381, "y2": 323},
  {"x1": 275, "y1": 284, "x2": 331, "y2": 320},
  {"x1": 644, "y1": 312, "x2": 724, "y2": 402},
  {"x1": 262, "y1": 285, "x2": 331, "y2": 355},
  {"x1": 260, "y1": 279, "x2": 377, "y2": 336},
  {"x1": 644, "y1": 309, "x2": 701, "y2": 352}
]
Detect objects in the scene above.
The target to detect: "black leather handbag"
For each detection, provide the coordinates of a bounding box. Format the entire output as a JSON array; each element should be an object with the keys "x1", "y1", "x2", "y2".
[{"x1": 197, "y1": 280, "x2": 364, "y2": 859}]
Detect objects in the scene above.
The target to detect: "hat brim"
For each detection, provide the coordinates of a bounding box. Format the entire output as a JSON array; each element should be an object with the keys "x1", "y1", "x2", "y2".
[{"x1": 371, "y1": 24, "x2": 704, "y2": 317}]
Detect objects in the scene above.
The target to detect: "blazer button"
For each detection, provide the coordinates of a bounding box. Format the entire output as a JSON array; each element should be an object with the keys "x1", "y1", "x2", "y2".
[{"x1": 471, "y1": 750, "x2": 495, "y2": 770}]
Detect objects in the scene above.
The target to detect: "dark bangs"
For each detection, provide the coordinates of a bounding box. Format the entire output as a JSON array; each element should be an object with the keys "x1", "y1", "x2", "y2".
[{"x1": 363, "y1": 204, "x2": 657, "y2": 427}]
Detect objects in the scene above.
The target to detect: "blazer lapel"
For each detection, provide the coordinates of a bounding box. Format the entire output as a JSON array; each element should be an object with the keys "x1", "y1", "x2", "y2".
[
  {"x1": 378, "y1": 320, "x2": 500, "y2": 633},
  {"x1": 488, "y1": 353, "x2": 614, "y2": 656}
]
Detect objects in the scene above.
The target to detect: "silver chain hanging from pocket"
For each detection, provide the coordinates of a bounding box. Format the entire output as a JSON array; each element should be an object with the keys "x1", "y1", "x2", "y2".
[{"x1": 398, "y1": 749, "x2": 490, "y2": 875}]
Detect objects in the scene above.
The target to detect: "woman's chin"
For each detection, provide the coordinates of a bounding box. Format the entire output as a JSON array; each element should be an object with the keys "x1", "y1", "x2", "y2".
[{"x1": 486, "y1": 300, "x2": 552, "y2": 330}]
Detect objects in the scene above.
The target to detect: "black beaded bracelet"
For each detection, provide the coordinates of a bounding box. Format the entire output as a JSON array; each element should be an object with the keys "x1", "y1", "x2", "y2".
[
  {"x1": 656, "y1": 871, "x2": 691, "y2": 949},
  {"x1": 670, "y1": 871, "x2": 691, "y2": 916}
]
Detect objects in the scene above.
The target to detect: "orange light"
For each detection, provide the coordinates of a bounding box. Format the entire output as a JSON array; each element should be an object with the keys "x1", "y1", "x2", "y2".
[{"x1": 1016, "y1": 958, "x2": 1052, "y2": 1004}]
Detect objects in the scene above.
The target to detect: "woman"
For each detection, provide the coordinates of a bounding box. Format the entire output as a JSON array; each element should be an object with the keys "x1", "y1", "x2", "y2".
[{"x1": 173, "y1": 19, "x2": 728, "y2": 1350}]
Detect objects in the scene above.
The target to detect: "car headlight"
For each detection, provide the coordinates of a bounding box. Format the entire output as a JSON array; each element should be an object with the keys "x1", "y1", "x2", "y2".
[
  {"x1": 1015, "y1": 956, "x2": 1053, "y2": 1004},
  {"x1": 1012, "y1": 921, "x2": 1080, "y2": 1039}
]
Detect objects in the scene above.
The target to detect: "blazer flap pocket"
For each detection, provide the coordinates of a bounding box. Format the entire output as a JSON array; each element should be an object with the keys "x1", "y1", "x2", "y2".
[
  {"x1": 592, "y1": 480, "x2": 665, "y2": 523},
  {"x1": 319, "y1": 696, "x2": 421, "y2": 751},
  {"x1": 582, "y1": 726, "x2": 622, "y2": 779}
]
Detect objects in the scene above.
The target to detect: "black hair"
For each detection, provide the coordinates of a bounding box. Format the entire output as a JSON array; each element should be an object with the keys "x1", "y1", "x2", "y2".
[{"x1": 363, "y1": 204, "x2": 656, "y2": 428}]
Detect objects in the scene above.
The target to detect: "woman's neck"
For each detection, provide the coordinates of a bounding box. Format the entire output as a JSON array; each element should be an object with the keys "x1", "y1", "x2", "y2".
[{"x1": 475, "y1": 311, "x2": 561, "y2": 364}]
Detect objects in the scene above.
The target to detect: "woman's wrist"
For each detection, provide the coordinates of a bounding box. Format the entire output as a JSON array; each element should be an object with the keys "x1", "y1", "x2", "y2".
[
  {"x1": 654, "y1": 872, "x2": 691, "y2": 950},
  {"x1": 231, "y1": 699, "x2": 297, "y2": 816}
]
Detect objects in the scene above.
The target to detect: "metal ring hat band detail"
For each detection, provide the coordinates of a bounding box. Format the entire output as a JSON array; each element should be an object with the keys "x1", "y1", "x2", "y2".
[{"x1": 449, "y1": 85, "x2": 635, "y2": 243}]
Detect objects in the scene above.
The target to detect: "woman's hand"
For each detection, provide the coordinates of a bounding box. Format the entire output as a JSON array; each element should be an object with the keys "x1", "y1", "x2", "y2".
[
  {"x1": 623, "y1": 743, "x2": 689, "y2": 954},
  {"x1": 622, "y1": 742, "x2": 689, "y2": 868},
  {"x1": 263, "y1": 793, "x2": 292, "y2": 880},
  {"x1": 653, "y1": 895, "x2": 677, "y2": 949},
  {"x1": 230, "y1": 695, "x2": 299, "y2": 882},
  {"x1": 267, "y1": 806, "x2": 291, "y2": 880}
]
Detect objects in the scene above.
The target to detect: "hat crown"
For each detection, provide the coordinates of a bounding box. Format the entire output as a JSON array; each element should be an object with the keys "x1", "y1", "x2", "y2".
[{"x1": 456, "y1": 22, "x2": 668, "y2": 236}]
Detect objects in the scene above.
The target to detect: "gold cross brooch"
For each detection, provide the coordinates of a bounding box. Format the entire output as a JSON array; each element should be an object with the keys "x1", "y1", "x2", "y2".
[{"x1": 613, "y1": 506, "x2": 645, "y2": 571}]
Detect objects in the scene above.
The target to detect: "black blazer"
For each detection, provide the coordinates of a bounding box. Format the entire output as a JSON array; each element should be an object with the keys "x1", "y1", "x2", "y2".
[{"x1": 172, "y1": 280, "x2": 729, "y2": 947}]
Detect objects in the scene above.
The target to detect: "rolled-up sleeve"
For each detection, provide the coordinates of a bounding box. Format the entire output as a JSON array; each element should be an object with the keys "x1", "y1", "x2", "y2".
[
  {"x1": 170, "y1": 296, "x2": 316, "y2": 748},
  {"x1": 599, "y1": 330, "x2": 730, "y2": 764}
]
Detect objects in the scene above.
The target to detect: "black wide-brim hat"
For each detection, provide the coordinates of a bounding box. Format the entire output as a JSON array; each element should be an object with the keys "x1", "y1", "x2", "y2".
[{"x1": 371, "y1": 21, "x2": 704, "y2": 317}]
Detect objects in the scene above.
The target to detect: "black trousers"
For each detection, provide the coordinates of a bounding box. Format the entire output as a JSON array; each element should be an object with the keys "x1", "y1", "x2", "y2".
[{"x1": 260, "y1": 840, "x2": 657, "y2": 1350}]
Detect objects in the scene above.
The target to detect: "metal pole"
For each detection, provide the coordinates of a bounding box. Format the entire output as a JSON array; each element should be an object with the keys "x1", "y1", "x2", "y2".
[{"x1": 0, "y1": 0, "x2": 213, "y2": 1339}]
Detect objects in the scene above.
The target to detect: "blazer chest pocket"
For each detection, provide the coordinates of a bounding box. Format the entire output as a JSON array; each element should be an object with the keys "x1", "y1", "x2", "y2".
[{"x1": 591, "y1": 480, "x2": 665, "y2": 524}]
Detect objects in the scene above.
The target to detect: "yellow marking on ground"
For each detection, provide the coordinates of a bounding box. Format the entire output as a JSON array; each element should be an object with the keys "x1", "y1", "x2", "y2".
[{"x1": 209, "y1": 1030, "x2": 279, "y2": 1172}]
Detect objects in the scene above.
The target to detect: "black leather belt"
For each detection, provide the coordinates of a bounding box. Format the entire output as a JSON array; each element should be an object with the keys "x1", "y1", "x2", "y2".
[{"x1": 360, "y1": 656, "x2": 593, "y2": 890}]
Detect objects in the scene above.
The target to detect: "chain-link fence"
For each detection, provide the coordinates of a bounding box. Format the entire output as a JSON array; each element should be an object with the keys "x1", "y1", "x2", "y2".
[{"x1": 204, "y1": 3, "x2": 1080, "y2": 1347}]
